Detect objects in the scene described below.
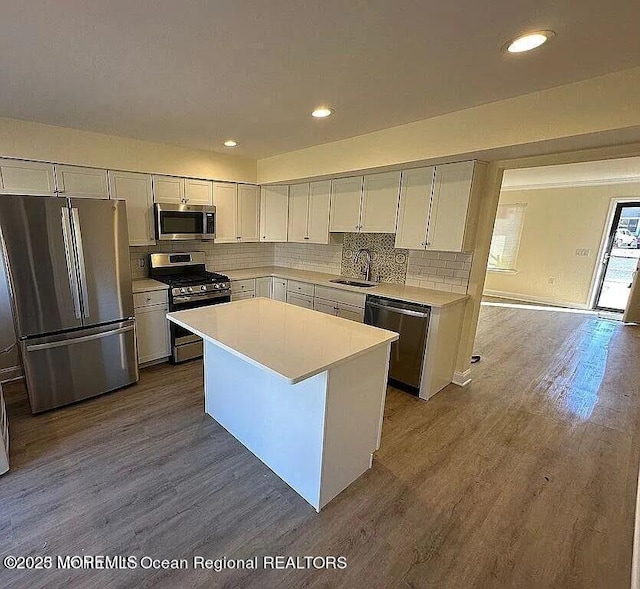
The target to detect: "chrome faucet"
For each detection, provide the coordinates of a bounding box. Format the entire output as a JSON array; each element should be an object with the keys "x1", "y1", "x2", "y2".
[{"x1": 354, "y1": 248, "x2": 373, "y2": 281}]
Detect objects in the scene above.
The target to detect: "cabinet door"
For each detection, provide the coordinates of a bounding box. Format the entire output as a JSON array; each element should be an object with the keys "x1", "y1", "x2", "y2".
[
  {"x1": 260, "y1": 185, "x2": 289, "y2": 242},
  {"x1": 184, "y1": 179, "x2": 213, "y2": 205},
  {"x1": 330, "y1": 176, "x2": 363, "y2": 232},
  {"x1": 238, "y1": 184, "x2": 260, "y2": 242},
  {"x1": 212, "y1": 182, "x2": 238, "y2": 243},
  {"x1": 0, "y1": 158, "x2": 56, "y2": 196},
  {"x1": 360, "y1": 171, "x2": 400, "y2": 233},
  {"x1": 313, "y1": 298, "x2": 338, "y2": 316},
  {"x1": 153, "y1": 176, "x2": 184, "y2": 203},
  {"x1": 256, "y1": 277, "x2": 272, "y2": 298},
  {"x1": 108, "y1": 171, "x2": 155, "y2": 246},
  {"x1": 287, "y1": 183, "x2": 309, "y2": 243},
  {"x1": 54, "y1": 165, "x2": 109, "y2": 199},
  {"x1": 272, "y1": 278, "x2": 287, "y2": 301},
  {"x1": 307, "y1": 180, "x2": 331, "y2": 244},
  {"x1": 395, "y1": 167, "x2": 434, "y2": 250},
  {"x1": 427, "y1": 161, "x2": 474, "y2": 252},
  {"x1": 336, "y1": 303, "x2": 365, "y2": 323},
  {"x1": 286, "y1": 292, "x2": 314, "y2": 309},
  {"x1": 135, "y1": 303, "x2": 170, "y2": 364}
]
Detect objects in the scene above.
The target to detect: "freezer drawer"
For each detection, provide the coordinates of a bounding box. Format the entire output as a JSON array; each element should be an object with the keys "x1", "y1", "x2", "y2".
[{"x1": 21, "y1": 319, "x2": 139, "y2": 413}]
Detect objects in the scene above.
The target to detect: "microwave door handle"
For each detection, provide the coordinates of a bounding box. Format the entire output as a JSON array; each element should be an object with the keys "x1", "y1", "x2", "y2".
[
  {"x1": 61, "y1": 207, "x2": 82, "y2": 320},
  {"x1": 70, "y1": 208, "x2": 90, "y2": 319}
]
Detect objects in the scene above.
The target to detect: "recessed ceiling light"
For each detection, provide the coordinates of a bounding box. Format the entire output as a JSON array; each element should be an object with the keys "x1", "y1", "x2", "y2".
[
  {"x1": 312, "y1": 107, "x2": 333, "y2": 118},
  {"x1": 223, "y1": 140, "x2": 238, "y2": 147},
  {"x1": 506, "y1": 31, "x2": 555, "y2": 53}
]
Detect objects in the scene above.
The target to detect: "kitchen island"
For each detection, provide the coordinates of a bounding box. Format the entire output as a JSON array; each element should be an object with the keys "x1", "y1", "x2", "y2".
[{"x1": 167, "y1": 298, "x2": 398, "y2": 511}]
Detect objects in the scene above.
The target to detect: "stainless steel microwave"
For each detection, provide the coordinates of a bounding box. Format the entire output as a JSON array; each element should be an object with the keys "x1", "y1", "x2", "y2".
[{"x1": 154, "y1": 203, "x2": 216, "y2": 241}]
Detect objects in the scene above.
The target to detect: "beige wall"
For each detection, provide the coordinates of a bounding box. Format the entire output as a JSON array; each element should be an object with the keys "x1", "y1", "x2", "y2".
[
  {"x1": 484, "y1": 182, "x2": 640, "y2": 308},
  {"x1": 257, "y1": 67, "x2": 640, "y2": 184},
  {"x1": 0, "y1": 117, "x2": 257, "y2": 183}
]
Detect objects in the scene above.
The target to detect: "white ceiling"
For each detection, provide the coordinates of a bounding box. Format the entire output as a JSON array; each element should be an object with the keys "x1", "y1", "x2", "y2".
[
  {"x1": 0, "y1": 1, "x2": 639, "y2": 159},
  {"x1": 502, "y1": 157, "x2": 640, "y2": 190}
]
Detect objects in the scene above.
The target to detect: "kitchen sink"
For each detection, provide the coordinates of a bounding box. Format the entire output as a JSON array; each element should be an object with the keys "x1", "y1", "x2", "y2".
[{"x1": 330, "y1": 278, "x2": 378, "y2": 288}]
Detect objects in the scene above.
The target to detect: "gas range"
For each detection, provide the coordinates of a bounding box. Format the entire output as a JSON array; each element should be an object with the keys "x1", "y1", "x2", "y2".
[{"x1": 148, "y1": 252, "x2": 231, "y2": 362}]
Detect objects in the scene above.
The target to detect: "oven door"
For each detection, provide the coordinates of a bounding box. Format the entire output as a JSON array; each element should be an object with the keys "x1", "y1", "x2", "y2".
[
  {"x1": 155, "y1": 203, "x2": 215, "y2": 241},
  {"x1": 170, "y1": 293, "x2": 230, "y2": 362}
]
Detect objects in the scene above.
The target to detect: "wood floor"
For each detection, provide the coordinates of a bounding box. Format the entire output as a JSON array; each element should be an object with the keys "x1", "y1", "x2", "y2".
[{"x1": 1, "y1": 305, "x2": 639, "y2": 588}]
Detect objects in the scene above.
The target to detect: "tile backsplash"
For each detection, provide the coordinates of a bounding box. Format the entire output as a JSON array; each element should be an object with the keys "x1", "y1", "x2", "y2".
[
  {"x1": 341, "y1": 233, "x2": 407, "y2": 284},
  {"x1": 130, "y1": 237, "x2": 473, "y2": 294}
]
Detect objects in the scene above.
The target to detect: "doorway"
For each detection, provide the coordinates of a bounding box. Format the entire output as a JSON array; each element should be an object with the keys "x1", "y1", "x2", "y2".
[{"x1": 593, "y1": 202, "x2": 640, "y2": 312}]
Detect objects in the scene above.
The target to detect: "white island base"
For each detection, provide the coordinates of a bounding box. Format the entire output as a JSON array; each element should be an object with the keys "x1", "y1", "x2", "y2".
[
  {"x1": 168, "y1": 298, "x2": 397, "y2": 512},
  {"x1": 204, "y1": 340, "x2": 390, "y2": 511}
]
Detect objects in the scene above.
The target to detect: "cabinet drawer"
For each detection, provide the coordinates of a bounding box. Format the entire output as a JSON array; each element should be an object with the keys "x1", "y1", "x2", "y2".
[
  {"x1": 231, "y1": 279, "x2": 256, "y2": 293},
  {"x1": 287, "y1": 280, "x2": 315, "y2": 297},
  {"x1": 134, "y1": 290, "x2": 168, "y2": 308},
  {"x1": 314, "y1": 285, "x2": 365, "y2": 308},
  {"x1": 286, "y1": 292, "x2": 314, "y2": 309}
]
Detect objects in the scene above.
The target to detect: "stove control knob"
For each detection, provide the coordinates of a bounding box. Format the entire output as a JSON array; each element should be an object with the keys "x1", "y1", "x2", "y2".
[
  {"x1": 200, "y1": 285, "x2": 207, "y2": 291},
  {"x1": 180, "y1": 288, "x2": 186, "y2": 293},
  {"x1": 187, "y1": 287, "x2": 193, "y2": 293},
  {"x1": 214, "y1": 284, "x2": 221, "y2": 289}
]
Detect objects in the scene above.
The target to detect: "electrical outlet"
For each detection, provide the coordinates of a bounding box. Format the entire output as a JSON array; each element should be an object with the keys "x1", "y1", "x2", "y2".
[
  {"x1": 138, "y1": 258, "x2": 146, "y2": 268},
  {"x1": 575, "y1": 248, "x2": 591, "y2": 257},
  {"x1": 548, "y1": 277, "x2": 555, "y2": 285}
]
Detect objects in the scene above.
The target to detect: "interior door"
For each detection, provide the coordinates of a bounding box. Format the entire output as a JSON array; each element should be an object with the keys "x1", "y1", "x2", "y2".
[
  {"x1": 0, "y1": 196, "x2": 83, "y2": 337},
  {"x1": 70, "y1": 198, "x2": 134, "y2": 324}
]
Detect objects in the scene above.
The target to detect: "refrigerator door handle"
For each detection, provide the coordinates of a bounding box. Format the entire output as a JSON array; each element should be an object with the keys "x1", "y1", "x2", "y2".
[
  {"x1": 25, "y1": 323, "x2": 135, "y2": 352},
  {"x1": 61, "y1": 207, "x2": 82, "y2": 320},
  {"x1": 71, "y1": 207, "x2": 90, "y2": 319}
]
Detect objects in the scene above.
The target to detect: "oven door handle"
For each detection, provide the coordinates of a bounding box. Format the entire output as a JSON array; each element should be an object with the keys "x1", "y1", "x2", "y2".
[{"x1": 172, "y1": 292, "x2": 231, "y2": 304}]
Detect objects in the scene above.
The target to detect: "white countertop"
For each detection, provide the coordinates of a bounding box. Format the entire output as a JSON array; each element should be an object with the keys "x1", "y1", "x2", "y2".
[
  {"x1": 224, "y1": 266, "x2": 468, "y2": 308},
  {"x1": 132, "y1": 278, "x2": 169, "y2": 293},
  {"x1": 167, "y1": 298, "x2": 398, "y2": 384}
]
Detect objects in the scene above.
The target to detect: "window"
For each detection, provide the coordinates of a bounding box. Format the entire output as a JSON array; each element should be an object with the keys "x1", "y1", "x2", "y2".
[{"x1": 488, "y1": 203, "x2": 526, "y2": 271}]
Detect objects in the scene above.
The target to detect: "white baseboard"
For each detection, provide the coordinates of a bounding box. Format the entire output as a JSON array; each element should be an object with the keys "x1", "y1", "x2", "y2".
[
  {"x1": 483, "y1": 289, "x2": 590, "y2": 310},
  {"x1": 0, "y1": 365, "x2": 23, "y2": 383},
  {"x1": 632, "y1": 466, "x2": 640, "y2": 589},
  {"x1": 452, "y1": 369, "x2": 471, "y2": 387}
]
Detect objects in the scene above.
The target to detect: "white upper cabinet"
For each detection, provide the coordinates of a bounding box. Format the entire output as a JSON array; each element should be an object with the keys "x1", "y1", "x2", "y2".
[
  {"x1": 184, "y1": 178, "x2": 213, "y2": 205},
  {"x1": 287, "y1": 183, "x2": 309, "y2": 243},
  {"x1": 395, "y1": 161, "x2": 480, "y2": 252},
  {"x1": 212, "y1": 182, "x2": 238, "y2": 243},
  {"x1": 153, "y1": 175, "x2": 183, "y2": 203},
  {"x1": 108, "y1": 171, "x2": 155, "y2": 246},
  {"x1": 215, "y1": 183, "x2": 260, "y2": 243},
  {"x1": 427, "y1": 161, "x2": 475, "y2": 251},
  {"x1": 288, "y1": 181, "x2": 331, "y2": 244},
  {"x1": 330, "y1": 176, "x2": 362, "y2": 232},
  {"x1": 238, "y1": 184, "x2": 260, "y2": 242},
  {"x1": 395, "y1": 167, "x2": 434, "y2": 250},
  {"x1": 360, "y1": 171, "x2": 401, "y2": 232},
  {"x1": 54, "y1": 165, "x2": 109, "y2": 199},
  {"x1": 330, "y1": 172, "x2": 400, "y2": 233},
  {"x1": 307, "y1": 181, "x2": 331, "y2": 243},
  {"x1": 0, "y1": 158, "x2": 56, "y2": 196},
  {"x1": 260, "y1": 185, "x2": 288, "y2": 242}
]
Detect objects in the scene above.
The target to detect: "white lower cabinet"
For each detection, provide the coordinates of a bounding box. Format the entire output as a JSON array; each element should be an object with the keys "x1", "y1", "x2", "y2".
[
  {"x1": 231, "y1": 278, "x2": 256, "y2": 301},
  {"x1": 134, "y1": 289, "x2": 170, "y2": 364},
  {"x1": 272, "y1": 278, "x2": 287, "y2": 301},
  {"x1": 256, "y1": 277, "x2": 272, "y2": 297},
  {"x1": 313, "y1": 286, "x2": 365, "y2": 322}
]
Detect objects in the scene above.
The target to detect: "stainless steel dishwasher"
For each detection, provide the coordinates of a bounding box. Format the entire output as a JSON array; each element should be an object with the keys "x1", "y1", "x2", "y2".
[{"x1": 364, "y1": 295, "x2": 431, "y2": 395}]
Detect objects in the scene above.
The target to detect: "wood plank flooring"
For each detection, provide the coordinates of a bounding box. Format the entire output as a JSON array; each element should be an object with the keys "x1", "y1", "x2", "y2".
[{"x1": 1, "y1": 305, "x2": 639, "y2": 588}]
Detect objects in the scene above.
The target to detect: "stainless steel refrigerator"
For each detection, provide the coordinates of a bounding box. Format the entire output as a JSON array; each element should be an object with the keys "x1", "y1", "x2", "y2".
[{"x1": 0, "y1": 195, "x2": 139, "y2": 413}]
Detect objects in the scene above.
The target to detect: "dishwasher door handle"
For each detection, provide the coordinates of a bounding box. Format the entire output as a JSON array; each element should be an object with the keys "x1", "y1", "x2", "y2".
[{"x1": 366, "y1": 302, "x2": 430, "y2": 318}]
